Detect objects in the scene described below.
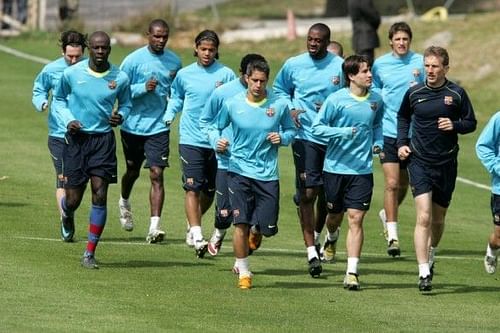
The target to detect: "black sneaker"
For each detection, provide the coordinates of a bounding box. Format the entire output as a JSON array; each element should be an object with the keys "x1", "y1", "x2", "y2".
[
  {"x1": 418, "y1": 275, "x2": 432, "y2": 292},
  {"x1": 60, "y1": 213, "x2": 75, "y2": 242},
  {"x1": 308, "y1": 257, "x2": 322, "y2": 278}
]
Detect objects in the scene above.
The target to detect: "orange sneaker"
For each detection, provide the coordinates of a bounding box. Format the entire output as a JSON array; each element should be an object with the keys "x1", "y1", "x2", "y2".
[{"x1": 238, "y1": 275, "x2": 252, "y2": 290}]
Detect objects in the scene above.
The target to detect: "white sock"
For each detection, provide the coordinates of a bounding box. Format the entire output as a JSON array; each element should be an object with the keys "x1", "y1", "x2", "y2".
[
  {"x1": 236, "y1": 257, "x2": 250, "y2": 277},
  {"x1": 190, "y1": 225, "x2": 203, "y2": 241},
  {"x1": 215, "y1": 228, "x2": 226, "y2": 239},
  {"x1": 486, "y1": 243, "x2": 497, "y2": 257},
  {"x1": 327, "y1": 228, "x2": 339, "y2": 242},
  {"x1": 149, "y1": 216, "x2": 160, "y2": 232},
  {"x1": 428, "y1": 246, "x2": 437, "y2": 265},
  {"x1": 314, "y1": 231, "x2": 321, "y2": 245},
  {"x1": 418, "y1": 263, "x2": 431, "y2": 278},
  {"x1": 307, "y1": 246, "x2": 318, "y2": 261},
  {"x1": 346, "y1": 257, "x2": 359, "y2": 275},
  {"x1": 119, "y1": 197, "x2": 130, "y2": 207},
  {"x1": 386, "y1": 221, "x2": 398, "y2": 241}
]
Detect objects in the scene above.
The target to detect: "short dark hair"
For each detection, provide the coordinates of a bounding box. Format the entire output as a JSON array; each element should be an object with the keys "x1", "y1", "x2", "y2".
[
  {"x1": 193, "y1": 29, "x2": 220, "y2": 59},
  {"x1": 245, "y1": 59, "x2": 270, "y2": 77},
  {"x1": 149, "y1": 19, "x2": 169, "y2": 33},
  {"x1": 60, "y1": 30, "x2": 87, "y2": 52},
  {"x1": 240, "y1": 53, "x2": 266, "y2": 74},
  {"x1": 424, "y1": 46, "x2": 449, "y2": 66},
  {"x1": 309, "y1": 23, "x2": 331, "y2": 42},
  {"x1": 342, "y1": 54, "x2": 369, "y2": 86},
  {"x1": 388, "y1": 21, "x2": 413, "y2": 40}
]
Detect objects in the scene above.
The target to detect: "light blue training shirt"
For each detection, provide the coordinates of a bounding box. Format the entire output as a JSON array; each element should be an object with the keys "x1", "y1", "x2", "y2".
[{"x1": 476, "y1": 111, "x2": 500, "y2": 195}]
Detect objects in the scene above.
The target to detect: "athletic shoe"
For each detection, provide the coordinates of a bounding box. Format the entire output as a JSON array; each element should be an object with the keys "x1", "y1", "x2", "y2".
[
  {"x1": 248, "y1": 228, "x2": 262, "y2": 253},
  {"x1": 238, "y1": 275, "x2": 252, "y2": 290},
  {"x1": 185, "y1": 222, "x2": 194, "y2": 247},
  {"x1": 118, "y1": 199, "x2": 134, "y2": 231},
  {"x1": 60, "y1": 213, "x2": 75, "y2": 242},
  {"x1": 387, "y1": 239, "x2": 401, "y2": 257},
  {"x1": 321, "y1": 233, "x2": 338, "y2": 262},
  {"x1": 232, "y1": 264, "x2": 240, "y2": 275},
  {"x1": 484, "y1": 255, "x2": 497, "y2": 274},
  {"x1": 308, "y1": 257, "x2": 322, "y2": 278},
  {"x1": 81, "y1": 254, "x2": 98, "y2": 269},
  {"x1": 207, "y1": 229, "x2": 226, "y2": 256},
  {"x1": 146, "y1": 229, "x2": 165, "y2": 244},
  {"x1": 379, "y1": 209, "x2": 388, "y2": 241},
  {"x1": 343, "y1": 273, "x2": 360, "y2": 290},
  {"x1": 194, "y1": 239, "x2": 208, "y2": 258},
  {"x1": 418, "y1": 275, "x2": 432, "y2": 292}
]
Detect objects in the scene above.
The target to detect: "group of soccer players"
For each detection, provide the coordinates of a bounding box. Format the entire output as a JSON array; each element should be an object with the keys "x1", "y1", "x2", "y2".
[{"x1": 32, "y1": 18, "x2": 499, "y2": 292}]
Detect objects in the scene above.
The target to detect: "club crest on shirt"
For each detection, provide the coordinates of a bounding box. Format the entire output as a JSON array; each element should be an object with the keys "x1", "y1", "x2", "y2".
[
  {"x1": 331, "y1": 76, "x2": 341, "y2": 85},
  {"x1": 444, "y1": 96, "x2": 453, "y2": 105},
  {"x1": 370, "y1": 102, "x2": 378, "y2": 111},
  {"x1": 266, "y1": 108, "x2": 275, "y2": 117},
  {"x1": 108, "y1": 80, "x2": 117, "y2": 89},
  {"x1": 215, "y1": 81, "x2": 223, "y2": 88}
]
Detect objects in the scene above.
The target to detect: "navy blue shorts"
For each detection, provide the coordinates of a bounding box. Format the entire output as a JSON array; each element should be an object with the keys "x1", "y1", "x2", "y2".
[
  {"x1": 63, "y1": 131, "x2": 118, "y2": 188},
  {"x1": 179, "y1": 144, "x2": 217, "y2": 195},
  {"x1": 228, "y1": 172, "x2": 279, "y2": 237},
  {"x1": 491, "y1": 194, "x2": 500, "y2": 226},
  {"x1": 120, "y1": 130, "x2": 170, "y2": 168},
  {"x1": 215, "y1": 168, "x2": 232, "y2": 229},
  {"x1": 407, "y1": 156, "x2": 457, "y2": 208},
  {"x1": 292, "y1": 139, "x2": 326, "y2": 189},
  {"x1": 48, "y1": 136, "x2": 65, "y2": 188},
  {"x1": 379, "y1": 136, "x2": 408, "y2": 169},
  {"x1": 323, "y1": 172, "x2": 373, "y2": 213}
]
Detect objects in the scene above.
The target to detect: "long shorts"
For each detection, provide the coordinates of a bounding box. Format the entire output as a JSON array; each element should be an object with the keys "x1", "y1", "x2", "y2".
[
  {"x1": 407, "y1": 156, "x2": 457, "y2": 208},
  {"x1": 323, "y1": 172, "x2": 373, "y2": 213},
  {"x1": 292, "y1": 139, "x2": 326, "y2": 189},
  {"x1": 228, "y1": 172, "x2": 279, "y2": 237},
  {"x1": 63, "y1": 131, "x2": 117, "y2": 188},
  {"x1": 491, "y1": 194, "x2": 500, "y2": 226},
  {"x1": 379, "y1": 136, "x2": 408, "y2": 169},
  {"x1": 179, "y1": 144, "x2": 217, "y2": 195},
  {"x1": 48, "y1": 136, "x2": 65, "y2": 188},
  {"x1": 120, "y1": 130, "x2": 170, "y2": 168}
]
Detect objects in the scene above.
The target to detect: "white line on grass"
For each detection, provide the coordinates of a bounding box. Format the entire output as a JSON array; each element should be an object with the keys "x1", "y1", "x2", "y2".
[
  {"x1": 12, "y1": 235, "x2": 483, "y2": 261},
  {"x1": 457, "y1": 176, "x2": 491, "y2": 191},
  {"x1": 0, "y1": 44, "x2": 50, "y2": 64}
]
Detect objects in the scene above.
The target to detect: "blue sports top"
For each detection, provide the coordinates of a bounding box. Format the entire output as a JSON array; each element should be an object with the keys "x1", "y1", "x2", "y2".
[
  {"x1": 372, "y1": 51, "x2": 424, "y2": 138},
  {"x1": 200, "y1": 77, "x2": 246, "y2": 169},
  {"x1": 312, "y1": 87, "x2": 384, "y2": 175},
  {"x1": 32, "y1": 57, "x2": 86, "y2": 138},
  {"x1": 164, "y1": 60, "x2": 236, "y2": 148},
  {"x1": 211, "y1": 92, "x2": 296, "y2": 181},
  {"x1": 476, "y1": 111, "x2": 500, "y2": 195},
  {"x1": 53, "y1": 60, "x2": 132, "y2": 134},
  {"x1": 273, "y1": 52, "x2": 344, "y2": 144},
  {"x1": 120, "y1": 46, "x2": 182, "y2": 135}
]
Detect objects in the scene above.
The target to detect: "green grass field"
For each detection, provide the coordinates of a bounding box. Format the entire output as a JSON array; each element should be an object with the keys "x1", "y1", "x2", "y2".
[{"x1": 1, "y1": 9, "x2": 499, "y2": 333}]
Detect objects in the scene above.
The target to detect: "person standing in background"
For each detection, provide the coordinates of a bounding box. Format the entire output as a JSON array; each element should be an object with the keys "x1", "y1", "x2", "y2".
[{"x1": 347, "y1": 0, "x2": 381, "y2": 66}]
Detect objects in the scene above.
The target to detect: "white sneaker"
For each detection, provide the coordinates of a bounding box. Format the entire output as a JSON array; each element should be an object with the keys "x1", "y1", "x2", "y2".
[
  {"x1": 118, "y1": 199, "x2": 134, "y2": 232},
  {"x1": 484, "y1": 255, "x2": 497, "y2": 274},
  {"x1": 378, "y1": 209, "x2": 388, "y2": 241},
  {"x1": 207, "y1": 229, "x2": 226, "y2": 256},
  {"x1": 194, "y1": 239, "x2": 208, "y2": 258},
  {"x1": 146, "y1": 229, "x2": 165, "y2": 244}
]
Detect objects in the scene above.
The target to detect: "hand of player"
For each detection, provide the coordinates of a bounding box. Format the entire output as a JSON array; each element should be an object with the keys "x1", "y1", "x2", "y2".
[
  {"x1": 398, "y1": 145, "x2": 412, "y2": 160},
  {"x1": 67, "y1": 120, "x2": 82, "y2": 134},
  {"x1": 109, "y1": 112, "x2": 123, "y2": 127},
  {"x1": 290, "y1": 109, "x2": 305, "y2": 127},
  {"x1": 267, "y1": 132, "x2": 281, "y2": 145},
  {"x1": 216, "y1": 138, "x2": 230, "y2": 153},
  {"x1": 145, "y1": 77, "x2": 158, "y2": 92},
  {"x1": 438, "y1": 117, "x2": 454, "y2": 131}
]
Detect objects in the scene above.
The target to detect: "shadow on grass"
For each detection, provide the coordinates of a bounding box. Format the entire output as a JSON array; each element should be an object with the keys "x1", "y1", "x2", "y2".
[
  {"x1": 438, "y1": 249, "x2": 486, "y2": 256},
  {"x1": 100, "y1": 260, "x2": 213, "y2": 269},
  {"x1": 0, "y1": 202, "x2": 29, "y2": 207}
]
